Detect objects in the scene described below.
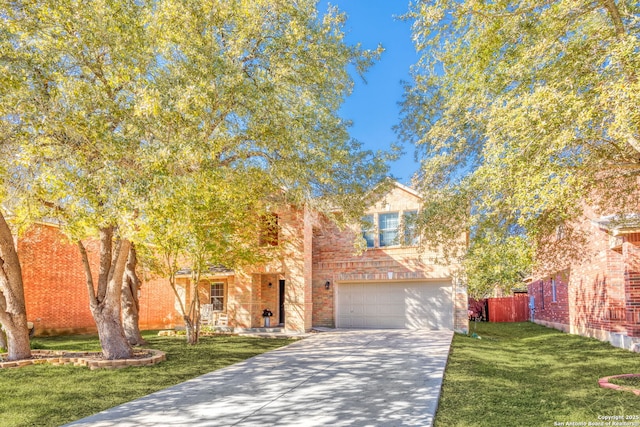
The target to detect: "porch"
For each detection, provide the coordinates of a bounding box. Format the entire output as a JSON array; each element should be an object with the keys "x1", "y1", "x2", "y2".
[{"x1": 178, "y1": 270, "x2": 311, "y2": 333}]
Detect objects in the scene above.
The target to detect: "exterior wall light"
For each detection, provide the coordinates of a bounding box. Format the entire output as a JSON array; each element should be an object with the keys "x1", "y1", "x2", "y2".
[{"x1": 325, "y1": 281, "x2": 331, "y2": 290}]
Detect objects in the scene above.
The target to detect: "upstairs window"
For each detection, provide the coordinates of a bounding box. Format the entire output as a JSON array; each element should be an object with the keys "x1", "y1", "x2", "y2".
[
  {"x1": 259, "y1": 214, "x2": 279, "y2": 246},
  {"x1": 379, "y1": 213, "x2": 399, "y2": 247},
  {"x1": 402, "y1": 210, "x2": 419, "y2": 246},
  {"x1": 362, "y1": 215, "x2": 375, "y2": 248}
]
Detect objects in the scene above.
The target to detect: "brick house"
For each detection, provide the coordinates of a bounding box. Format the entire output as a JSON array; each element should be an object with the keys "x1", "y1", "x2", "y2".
[
  {"x1": 185, "y1": 181, "x2": 468, "y2": 333},
  {"x1": 15, "y1": 181, "x2": 468, "y2": 335},
  {"x1": 527, "y1": 210, "x2": 640, "y2": 351}
]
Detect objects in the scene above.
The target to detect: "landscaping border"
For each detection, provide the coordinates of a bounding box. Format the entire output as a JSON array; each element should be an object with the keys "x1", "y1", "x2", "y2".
[
  {"x1": 0, "y1": 349, "x2": 166, "y2": 370},
  {"x1": 598, "y1": 374, "x2": 640, "y2": 396}
]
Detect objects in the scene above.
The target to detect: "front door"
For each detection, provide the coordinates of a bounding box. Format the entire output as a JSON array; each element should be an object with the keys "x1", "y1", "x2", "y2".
[{"x1": 279, "y1": 280, "x2": 285, "y2": 326}]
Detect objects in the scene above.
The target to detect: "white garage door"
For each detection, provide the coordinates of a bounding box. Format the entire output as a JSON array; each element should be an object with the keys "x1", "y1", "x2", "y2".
[{"x1": 336, "y1": 281, "x2": 453, "y2": 329}]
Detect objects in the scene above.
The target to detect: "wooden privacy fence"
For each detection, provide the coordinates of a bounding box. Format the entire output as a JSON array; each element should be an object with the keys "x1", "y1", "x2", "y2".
[{"x1": 488, "y1": 295, "x2": 529, "y2": 322}]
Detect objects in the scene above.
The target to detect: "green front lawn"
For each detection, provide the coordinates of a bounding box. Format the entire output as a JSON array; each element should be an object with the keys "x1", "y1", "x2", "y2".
[
  {"x1": 436, "y1": 322, "x2": 640, "y2": 427},
  {"x1": 0, "y1": 331, "x2": 292, "y2": 427}
]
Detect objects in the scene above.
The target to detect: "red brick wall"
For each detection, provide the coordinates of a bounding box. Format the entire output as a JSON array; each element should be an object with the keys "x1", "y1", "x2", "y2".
[
  {"x1": 528, "y1": 271, "x2": 570, "y2": 327},
  {"x1": 19, "y1": 224, "x2": 97, "y2": 335},
  {"x1": 568, "y1": 219, "x2": 627, "y2": 335},
  {"x1": 624, "y1": 233, "x2": 640, "y2": 337},
  {"x1": 18, "y1": 223, "x2": 179, "y2": 335},
  {"x1": 529, "y1": 213, "x2": 632, "y2": 339},
  {"x1": 138, "y1": 276, "x2": 182, "y2": 330}
]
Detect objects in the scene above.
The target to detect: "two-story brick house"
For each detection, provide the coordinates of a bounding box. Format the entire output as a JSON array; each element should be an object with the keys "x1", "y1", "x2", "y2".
[
  {"x1": 15, "y1": 181, "x2": 468, "y2": 335},
  {"x1": 184, "y1": 181, "x2": 468, "y2": 333}
]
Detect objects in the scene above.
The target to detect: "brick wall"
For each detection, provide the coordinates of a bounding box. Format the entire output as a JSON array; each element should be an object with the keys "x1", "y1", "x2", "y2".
[
  {"x1": 280, "y1": 205, "x2": 313, "y2": 332},
  {"x1": 624, "y1": 233, "x2": 640, "y2": 337},
  {"x1": 529, "y1": 213, "x2": 637, "y2": 345},
  {"x1": 18, "y1": 223, "x2": 179, "y2": 335},
  {"x1": 311, "y1": 184, "x2": 468, "y2": 332},
  {"x1": 19, "y1": 224, "x2": 97, "y2": 335},
  {"x1": 568, "y1": 219, "x2": 628, "y2": 337},
  {"x1": 137, "y1": 276, "x2": 182, "y2": 330},
  {"x1": 528, "y1": 271, "x2": 570, "y2": 328}
]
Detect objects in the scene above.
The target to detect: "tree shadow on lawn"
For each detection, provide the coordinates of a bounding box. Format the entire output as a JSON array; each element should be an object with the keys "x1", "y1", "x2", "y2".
[{"x1": 0, "y1": 333, "x2": 293, "y2": 427}]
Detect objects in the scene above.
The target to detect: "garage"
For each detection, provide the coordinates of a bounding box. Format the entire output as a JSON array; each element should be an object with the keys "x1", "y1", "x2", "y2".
[{"x1": 336, "y1": 281, "x2": 453, "y2": 329}]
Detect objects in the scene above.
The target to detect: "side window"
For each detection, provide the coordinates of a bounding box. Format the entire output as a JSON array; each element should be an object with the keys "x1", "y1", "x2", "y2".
[
  {"x1": 379, "y1": 213, "x2": 399, "y2": 247},
  {"x1": 362, "y1": 215, "x2": 375, "y2": 248},
  {"x1": 551, "y1": 278, "x2": 557, "y2": 303},
  {"x1": 402, "y1": 210, "x2": 419, "y2": 246}
]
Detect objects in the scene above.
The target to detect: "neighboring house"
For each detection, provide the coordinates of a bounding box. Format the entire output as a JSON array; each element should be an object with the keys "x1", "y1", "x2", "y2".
[
  {"x1": 17, "y1": 222, "x2": 179, "y2": 335},
  {"x1": 528, "y1": 210, "x2": 640, "y2": 351},
  {"x1": 13, "y1": 181, "x2": 469, "y2": 335},
  {"x1": 183, "y1": 181, "x2": 469, "y2": 333}
]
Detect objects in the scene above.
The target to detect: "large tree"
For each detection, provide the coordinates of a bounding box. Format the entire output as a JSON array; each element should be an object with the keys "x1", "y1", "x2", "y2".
[
  {"x1": 0, "y1": 13, "x2": 31, "y2": 360},
  {"x1": 0, "y1": 212, "x2": 31, "y2": 361},
  {"x1": 400, "y1": 0, "x2": 640, "y2": 289},
  {"x1": 147, "y1": 0, "x2": 387, "y2": 220},
  {"x1": 2, "y1": 0, "x2": 388, "y2": 354},
  {"x1": 140, "y1": 0, "x2": 389, "y2": 343},
  {"x1": 1, "y1": 0, "x2": 155, "y2": 359}
]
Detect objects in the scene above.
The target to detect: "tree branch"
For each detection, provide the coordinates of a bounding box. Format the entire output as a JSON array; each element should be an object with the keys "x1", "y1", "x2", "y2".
[
  {"x1": 600, "y1": 0, "x2": 626, "y2": 36},
  {"x1": 77, "y1": 240, "x2": 98, "y2": 310},
  {"x1": 96, "y1": 226, "x2": 113, "y2": 303}
]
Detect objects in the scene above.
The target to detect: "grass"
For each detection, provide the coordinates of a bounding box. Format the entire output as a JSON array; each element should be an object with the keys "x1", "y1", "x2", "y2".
[
  {"x1": 0, "y1": 331, "x2": 292, "y2": 427},
  {"x1": 435, "y1": 322, "x2": 640, "y2": 427},
  {"x1": 609, "y1": 376, "x2": 640, "y2": 388}
]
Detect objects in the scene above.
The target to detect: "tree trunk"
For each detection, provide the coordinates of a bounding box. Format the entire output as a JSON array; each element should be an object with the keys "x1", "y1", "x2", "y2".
[
  {"x1": 184, "y1": 316, "x2": 198, "y2": 345},
  {"x1": 78, "y1": 228, "x2": 133, "y2": 360},
  {"x1": 185, "y1": 276, "x2": 201, "y2": 345},
  {"x1": 0, "y1": 324, "x2": 7, "y2": 351},
  {"x1": 0, "y1": 212, "x2": 31, "y2": 361},
  {"x1": 94, "y1": 304, "x2": 134, "y2": 359},
  {"x1": 121, "y1": 245, "x2": 146, "y2": 346}
]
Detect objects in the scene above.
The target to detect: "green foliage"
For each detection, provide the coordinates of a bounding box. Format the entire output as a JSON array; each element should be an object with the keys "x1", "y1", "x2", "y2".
[
  {"x1": 463, "y1": 231, "x2": 532, "y2": 298},
  {"x1": 1, "y1": 0, "x2": 389, "y2": 248},
  {"x1": 0, "y1": 331, "x2": 291, "y2": 427},
  {"x1": 437, "y1": 323, "x2": 640, "y2": 426},
  {"x1": 1, "y1": 0, "x2": 390, "y2": 351},
  {"x1": 400, "y1": 1, "x2": 640, "y2": 283}
]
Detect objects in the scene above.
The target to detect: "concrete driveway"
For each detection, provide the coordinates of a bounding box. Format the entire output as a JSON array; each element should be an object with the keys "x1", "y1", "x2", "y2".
[{"x1": 66, "y1": 329, "x2": 453, "y2": 427}]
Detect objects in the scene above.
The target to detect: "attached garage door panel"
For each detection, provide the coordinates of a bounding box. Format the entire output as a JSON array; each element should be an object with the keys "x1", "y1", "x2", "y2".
[{"x1": 336, "y1": 282, "x2": 453, "y2": 330}]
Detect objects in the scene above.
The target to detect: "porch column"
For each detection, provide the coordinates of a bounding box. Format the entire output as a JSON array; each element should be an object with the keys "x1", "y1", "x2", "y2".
[
  {"x1": 228, "y1": 271, "x2": 256, "y2": 329},
  {"x1": 282, "y1": 206, "x2": 313, "y2": 333}
]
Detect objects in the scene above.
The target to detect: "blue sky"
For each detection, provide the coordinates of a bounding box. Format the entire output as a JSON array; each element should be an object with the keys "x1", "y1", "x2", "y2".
[{"x1": 323, "y1": 1, "x2": 421, "y2": 184}]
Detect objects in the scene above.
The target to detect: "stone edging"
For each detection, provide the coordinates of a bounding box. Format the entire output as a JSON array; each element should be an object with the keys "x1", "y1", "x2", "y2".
[
  {"x1": 598, "y1": 374, "x2": 640, "y2": 396},
  {"x1": 0, "y1": 349, "x2": 166, "y2": 370}
]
